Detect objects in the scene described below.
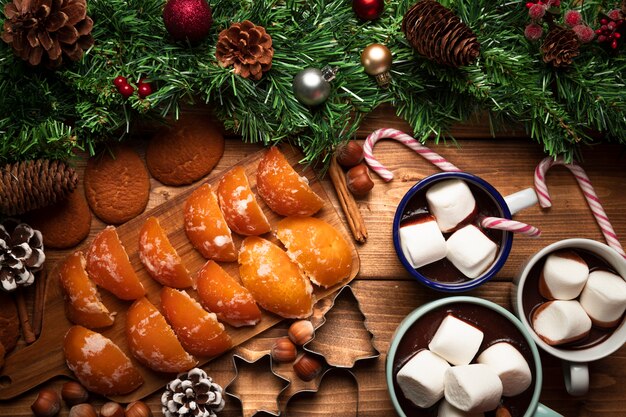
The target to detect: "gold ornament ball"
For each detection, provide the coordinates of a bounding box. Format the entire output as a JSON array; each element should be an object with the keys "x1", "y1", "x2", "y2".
[{"x1": 361, "y1": 43, "x2": 392, "y2": 75}]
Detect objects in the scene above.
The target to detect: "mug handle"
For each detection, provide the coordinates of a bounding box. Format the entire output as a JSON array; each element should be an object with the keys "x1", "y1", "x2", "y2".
[
  {"x1": 535, "y1": 403, "x2": 564, "y2": 416},
  {"x1": 563, "y1": 361, "x2": 589, "y2": 396},
  {"x1": 504, "y1": 188, "x2": 539, "y2": 215}
]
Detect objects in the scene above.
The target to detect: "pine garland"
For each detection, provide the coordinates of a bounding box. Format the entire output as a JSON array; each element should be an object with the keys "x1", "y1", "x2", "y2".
[{"x1": 0, "y1": 0, "x2": 624, "y2": 165}]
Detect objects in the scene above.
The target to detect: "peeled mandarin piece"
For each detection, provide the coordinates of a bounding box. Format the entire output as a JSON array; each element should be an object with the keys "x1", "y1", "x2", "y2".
[
  {"x1": 257, "y1": 147, "x2": 324, "y2": 216},
  {"x1": 275, "y1": 217, "x2": 353, "y2": 288},
  {"x1": 217, "y1": 166, "x2": 271, "y2": 236},
  {"x1": 126, "y1": 297, "x2": 197, "y2": 373},
  {"x1": 160, "y1": 287, "x2": 232, "y2": 357},
  {"x1": 139, "y1": 216, "x2": 193, "y2": 288},
  {"x1": 86, "y1": 226, "x2": 145, "y2": 300},
  {"x1": 196, "y1": 260, "x2": 262, "y2": 327},
  {"x1": 58, "y1": 251, "x2": 115, "y2": 328},
  {"x1": 238, "y1": 236, "x2": 314, "y2": 319},
  {"x1": 184, "y1": 184, "x2": 237, "y2": 262},
  {"x1": 64, "y1": 325, "x2": 143, "y2": 395}
]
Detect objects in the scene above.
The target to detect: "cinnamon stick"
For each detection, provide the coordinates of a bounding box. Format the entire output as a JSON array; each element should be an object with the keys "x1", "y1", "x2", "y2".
[
  {"x1": 15, "y1": 289, "x2": 35, "y2": 344},
  {"x1": 328, "y1": 156, "x2": 368, "y2": 243},
  {"x1": 33, "y1": 269, "x2": 46, "y2": 337}
]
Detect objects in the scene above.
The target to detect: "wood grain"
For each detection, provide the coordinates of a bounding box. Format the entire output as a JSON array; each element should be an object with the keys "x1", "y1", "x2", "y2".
[{"x1": 2, "y1": 105, "x2": 626, "y2": 417}]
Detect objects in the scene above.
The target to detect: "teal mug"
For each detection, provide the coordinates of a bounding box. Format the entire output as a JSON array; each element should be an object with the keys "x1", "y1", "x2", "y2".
[{"x1": 386, "y1": 296, "x2": 562, "y2": 417}]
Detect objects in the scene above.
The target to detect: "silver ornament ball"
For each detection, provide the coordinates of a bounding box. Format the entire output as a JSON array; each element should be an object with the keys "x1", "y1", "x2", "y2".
[{"x1": 292, "y1": 68, "x2": 331, "y2": 106}]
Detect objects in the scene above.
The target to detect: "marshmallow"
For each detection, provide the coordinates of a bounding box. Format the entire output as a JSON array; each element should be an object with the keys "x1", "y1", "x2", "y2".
[
  {"x1": 532, "y1": 300, "x2": 592, "y2": 346},
  {"x1": 580, "y1": 270, "x2": 626, "y2": 328},
  {"x1": 539, "y1": 250, "x2": 589, "y2": 300},
  {"x1": 399, "y1": 215, "x2": 447, "y2": 269},
  {"x1": 438, "y1": 399, "x2": 485, "y2": 417},
  {"x1": 426, "y1": 179, "x2": 478, "y2": 233},
  {"x1": 444, "y1": 364, "x2": 503, "y2": 413},
  {"x1": 396, "y1": 349, "x2": 451, "y2": 408},
  {"x1": 429, "y1": 314, "x2": 484, "y2": 366},
  {"x1": 445, "y1": 225, "x2": 497, "y2": 279},
  {"x1": 476, "y1": 342, "x2": 532, "y2": 397}
]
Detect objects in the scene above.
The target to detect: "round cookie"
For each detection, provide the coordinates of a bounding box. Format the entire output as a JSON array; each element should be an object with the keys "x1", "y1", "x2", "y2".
[
  {"x1": 25, "y1": 189, "x2": 92, "y2": 249},
  {"x1": 146, "y1": 115, "x2": 225, "y2": 185},
  {"x1": 84, "y1": 145, "x2": 150, "y2": 224},
  {"x1": 0, "y1": 291, "x2": 19, "y2": 353}
]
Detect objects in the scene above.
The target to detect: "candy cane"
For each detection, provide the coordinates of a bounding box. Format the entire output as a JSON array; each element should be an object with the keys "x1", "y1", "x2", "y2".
[
  {"x1": 479, "y1": 216, "x2": 541, "y2": 237},
  {"x1": 363, "y1": 128, "x2": 540, "y2": 237},
  {"x1": 363, "y1": 128, "x2": 461, "y2": 181},
  {"x1": 534, "y1": 156, "x2": 625, "y2": 257}
]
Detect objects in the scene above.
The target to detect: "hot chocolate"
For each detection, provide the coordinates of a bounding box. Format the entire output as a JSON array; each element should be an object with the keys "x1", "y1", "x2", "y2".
[
  {"x1": 522, "y1": 249, "x2": 625, "y2": 350},
  {"x1": 400, "y1": 181, "x2": 505, "y2": 283},
  {"x1": 392, "y1": 302, "x2": 536, "y2": 417}
]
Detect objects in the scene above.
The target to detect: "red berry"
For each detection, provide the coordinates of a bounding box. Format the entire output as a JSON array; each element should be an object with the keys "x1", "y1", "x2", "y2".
[
  {"x1": 598, "y1": 35, "x2": 606, "y2": 42},
  {"x1": 528, "y1": 4, "x2": 546, "y2": 20},
  {"x1": 524, "y1": 23, "x2": 544, "y2": 41},
  {"x1": 573, "y1": 25, "x2": 595, "y2": 44},
  {"x1": 138, "y1": 83, "x2": 153, "y2": 98},
  {"x1": 526, "y1": 2, "x2": 534, "y2": 8},
  {"x1": 113, "y1": 76, "x2": 127, "y2": 88},
  {"x1": 118, "y1": 83, "x2": 134, "y2": 98},
  {"x1": 608, "y1": 10, "x2": 621, "y2": 20},
  {"x1": 601, "y1": 19, "x2": 608, "y2": 25},
  {"x1": 611, "y1": 40, "x2": 618, "y2": 48},
  {"x1": 615, "y1": 33, "x2": 621, "y2": 39},
  {"x1": 564, "y1": 10, "x2": 582, "y2": 27},
  {"x1": 552, "y1": 0, "x2": 560, "y2": 6}
]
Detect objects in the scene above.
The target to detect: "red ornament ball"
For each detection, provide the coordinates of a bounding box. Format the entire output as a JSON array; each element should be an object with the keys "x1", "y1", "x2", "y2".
[
  {"x1": 138, "y1": 83, "x2": 153, "y2": 98},
  {"x1": 352, "y1": 0, "x2": 384, "y2": 21},
  {"x1": 113, "y1": 76, "x2": 127, "y2": 88},
  {"x1": 163, "y1": 0, "x2": 213, "y2": 43},
  {"x1": 118, "y1": 83, "x2": 134, "y2": 98}
]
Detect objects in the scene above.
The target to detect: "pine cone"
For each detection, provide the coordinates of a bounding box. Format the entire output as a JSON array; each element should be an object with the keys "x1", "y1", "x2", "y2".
[
  {"x1": 0, "y1": 219, "x2": 45, "y2": 292},
  {"x1": 215, "y1": 20, "x2": 273, "y2": 80},
  {"x1": 161, "y1": 368, "x2": 225, "y2": 417},
  {"x1": 402, "y1": 0, "x2": 480, "y2": 67},
  {"x1": 0, "y1": 159, "x2": 79, "y2": 216},
  {"x1": 1, "y1": 0, "x2": 94, "y2": 68},
  {"x1": 541, "y1": 27, "x2": 580, "y2": 67}
]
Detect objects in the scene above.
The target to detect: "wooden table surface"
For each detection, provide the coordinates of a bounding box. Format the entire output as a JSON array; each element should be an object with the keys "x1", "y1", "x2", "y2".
[{"x1": 2, "y1": 105, "x2": 626, "y2": 416}]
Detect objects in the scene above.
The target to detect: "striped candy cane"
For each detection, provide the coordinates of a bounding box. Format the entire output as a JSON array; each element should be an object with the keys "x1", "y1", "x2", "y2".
[
  {"x1": 363, "y1": 128, "x2": 461, "y2": 181},
  {"x1": 363, "y1": 128, "x2": 540, "y2": 237},
  {"x1": 535, "y1": 156, "x2": 625, "y2": 258}
]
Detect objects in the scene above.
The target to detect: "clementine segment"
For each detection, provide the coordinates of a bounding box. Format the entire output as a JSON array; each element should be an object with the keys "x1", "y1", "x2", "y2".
[
  {"x1": 275, "y1": 217, "x2": 353, "y2": 288},
  {"x1": 256, "y1": 147, "x2": 324, "y2": 216},
  {"x1": 217, "y1": 166, "x2": 270, "y2": 236},
  {"x1": 196, "y1": 260, "x2": 261, "y2": 327},
  {"x1": 86, "y1": 226, "x2": 145, "y2": 300},
  {"x1": 58, "y1": 251, "x2": 115, "y2": 328},
  {"x1": 126, "y1": 297, "x2": 197, "y2": 373},
  {"x1": 184, "y1": 183, "x2": 237, "y2": 262},
  {"x1": 139, "y1": 216, "x2": 192, "y2": 288},
  {"x1": 160, "y1": 287, "x2": 232, "y2": 357},
  {"x1": 238, "y1": 237, "x2": 314, "y2": 318},
  {"x1": 64, "y1": 325, "x2": 143, "y2": 395}
]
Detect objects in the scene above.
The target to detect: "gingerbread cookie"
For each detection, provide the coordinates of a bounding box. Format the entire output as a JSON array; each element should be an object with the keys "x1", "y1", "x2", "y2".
[
  {"x1": 25, "y1": 189, "x2": 91, "y2": 249},
  {"x1": 146, "y1": 115, "x2": 225, "y2": 185},
  {"x1": 0, "y1": 291, "x2": 19, "y2": 352},
  {"x1": 84, "y1": 145, "x2": 150, "y2": 224}
]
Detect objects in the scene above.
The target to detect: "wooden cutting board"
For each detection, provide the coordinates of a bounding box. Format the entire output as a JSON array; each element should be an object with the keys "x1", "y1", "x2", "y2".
[{"x1": 0, "y1": 145, "x2": 360, "y2": 402}]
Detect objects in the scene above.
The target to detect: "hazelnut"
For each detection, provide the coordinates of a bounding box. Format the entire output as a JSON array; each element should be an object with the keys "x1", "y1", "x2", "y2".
[
  {"x1": 335, "y1": 141, "x2": 364, "y2": 168},
  {"x1": 125, "y1": 401, "x2": 153, "y2": 417},
  {"x1": 30, "y1": 388, "x2": 61, "y2": 417},
  {"x1": 293, "y1": 354, "x2": 323, "y2": 381},
  {"x1": 99, "y1": 401, "x2": 124, "y2": 417},
  {"x1": 288, "y1": 320, "x2": 314, "y2": 346},
  {"x1": 68, "y1": 403, "x2": 97, "y2": 417},
  {"x1": 61, "y1": 381, "x2": 89, "y2": 406},
  {"x1": 346, "y1": 163, "x2": 374, "y2": 197},
  {"x1": 271, "y1": 337, "x2": 298, "y2": 363}
]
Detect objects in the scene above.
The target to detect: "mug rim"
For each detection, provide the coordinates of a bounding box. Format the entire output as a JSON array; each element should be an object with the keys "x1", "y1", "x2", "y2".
[
  {"x1": 514, "y1": 238, "x2": 626, "y2": 362},
  {"x1": 392, "y1": 172, "x2": 514, "y2": 292},
  {"x1": 385, "y1": 296, "x2": 544, "y2": 417}
]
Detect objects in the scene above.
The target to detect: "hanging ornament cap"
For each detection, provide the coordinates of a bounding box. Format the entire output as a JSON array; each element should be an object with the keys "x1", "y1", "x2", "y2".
[
  {"x1": 292, "y1": 66, "x2": 338, "y2": 106},
  {"x1": 361, "y1": 43, "x2": 392, "y2": 87}
]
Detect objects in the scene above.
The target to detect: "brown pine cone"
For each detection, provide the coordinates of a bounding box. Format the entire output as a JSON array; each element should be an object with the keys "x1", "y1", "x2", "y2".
[
  {"x1": 0, "y1": 219, "x2": 45, "y2": 292},
  {"x1": 402, "y1": 0, "x2": 480, "y2": 68},
  {"x1": 216, "y1": 20, "x2": 274, "y2": 80},
  {"x1": 161, "y1": 368, "x2": 225, "y2": 417},
  {"x1": 0, "y1": 159, "x2": 78, "y2": 216},
  {"x1": 1, "y1": 0, "x2": 94, "y2": 67},
  {"x1": 541, "y1": 27, "x2": 580, "y2": 67}
]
